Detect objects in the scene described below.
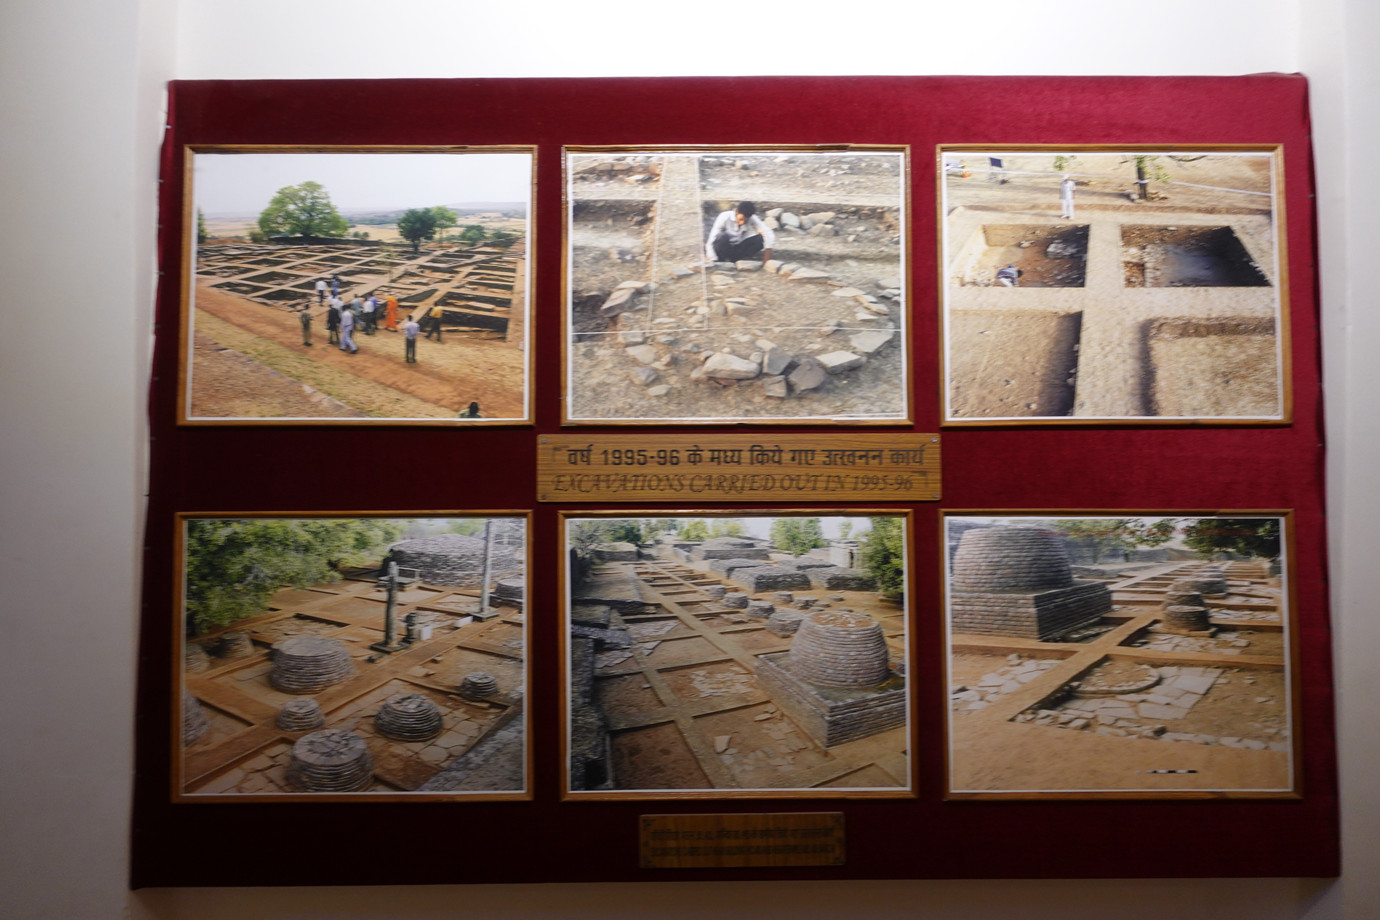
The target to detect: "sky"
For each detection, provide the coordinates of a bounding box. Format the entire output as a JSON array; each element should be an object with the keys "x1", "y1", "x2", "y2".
[{"x1": 193, "y1": 150, "x2": 533, "y2": 215}]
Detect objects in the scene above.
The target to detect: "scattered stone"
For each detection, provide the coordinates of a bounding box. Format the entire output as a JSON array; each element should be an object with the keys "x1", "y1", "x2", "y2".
[
  {"x1": 702, "y1": 352, "x2": 761, "y2": 380},
  {"x1": 647, "y1": 385, "x2": 671, "y2": 397},
  {"x1": 762, "y1": 375, "x2": 789, "y2": 398},
  {"x1": 788, "y1": 357, "x2": 829, "y2": 393},
  {"x1": 849, "y1": 329, "x2": 895, "y2": 355},
  {"x1": 600, "y1": 287, "x2": 637, "y2": 316},
  {"x1": 629, "y1": 365, "x2": 659, "y2": 386},
  {"x1": 786, "y1": 267, "x2": 831, "y2": 282},
  {"x1": 818, "y1": 351, "x2": 866, "y2": 374}
]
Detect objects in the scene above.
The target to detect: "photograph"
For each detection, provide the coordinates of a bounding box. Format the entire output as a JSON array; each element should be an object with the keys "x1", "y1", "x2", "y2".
[
  {"x1": 564, "y1": 148, "x2": 909, "y2": 424},
  {"x1": 944, "y1": 513, "x2": 1294, "y2": 796},
  {"x1": 940, "y1": 147, "x2": 1287, "y2": 423},
  {"x1": 562, "y1": 511, "x2": 912, "y2": 798},
  {"x1": 176, "y1": 513, "x2": 529, "y2": 800},
  {"x1": 182, "y1": 147, "x2": 533, "y2": 423}
]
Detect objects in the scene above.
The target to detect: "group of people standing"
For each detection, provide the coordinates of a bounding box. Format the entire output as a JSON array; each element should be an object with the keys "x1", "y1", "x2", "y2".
[{"x1": 298, "y1": 274, "x2": 431, "y2": 362}]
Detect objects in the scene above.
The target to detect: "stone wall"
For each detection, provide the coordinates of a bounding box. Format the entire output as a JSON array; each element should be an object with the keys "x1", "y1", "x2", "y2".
[
  {"x1": 729, "y1": 565, "x2": 813, "y2": 593},
  {"x1": 693, "y1": 537, "x2": 771, "y2": 561},
  {"x1": 950, "y1": 581, "x2": 1112, "y2": 639},
  {"x1": 387, "y1": 533, "x2": 524, "y2": 587}
]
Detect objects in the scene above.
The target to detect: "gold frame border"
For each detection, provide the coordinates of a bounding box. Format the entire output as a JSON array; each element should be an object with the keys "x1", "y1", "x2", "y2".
[
  {"x1": 935, "y1": 144, "x2": 1292, "y2": 428},
  {"x1": 177, "y1": 144, "x2": 538, "y2": 427},
  {"x1": 171, "y1": 509, "x2": 535, "y2": 804},
  {"x1": 559, "y1": 145, "x2": 914, "y2": 428},
  {"x1": 938, "y1": 508, "x2": 1301, "y2": 801},
  {"x1": 557, "y1": 507, "x2": 917, "y2": 802}
]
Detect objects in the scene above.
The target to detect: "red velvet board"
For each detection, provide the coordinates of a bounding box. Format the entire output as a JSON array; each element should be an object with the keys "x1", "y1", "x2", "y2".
[{"x1": 132, "y1": 76, "x2": 1336, "y2": 886}]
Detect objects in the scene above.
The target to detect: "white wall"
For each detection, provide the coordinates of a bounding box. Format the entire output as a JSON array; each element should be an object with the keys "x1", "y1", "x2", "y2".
[{"x1": 1, "y1": 1, "x2": 1373, "y2": 917}]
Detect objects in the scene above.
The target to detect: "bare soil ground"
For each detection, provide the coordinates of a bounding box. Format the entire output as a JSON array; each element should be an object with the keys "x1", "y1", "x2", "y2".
[
  {"x1": 188, "y1": 280, "x2": 525, "y2": 419},
  {"x1": 947, "y1": 311, "x2": 1080, "y2": 417},
  {"x1": 943, "y1": 152, "x2": 1280, "y2": 420}
]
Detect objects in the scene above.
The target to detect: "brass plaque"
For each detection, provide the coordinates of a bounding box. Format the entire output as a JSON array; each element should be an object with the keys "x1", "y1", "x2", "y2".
[
  {"x1": 538, "y1": 433, "x2": 939, "y2": 503},
  {"x1": 640, "y1": 813, "x2": 845, "y2": 869}
]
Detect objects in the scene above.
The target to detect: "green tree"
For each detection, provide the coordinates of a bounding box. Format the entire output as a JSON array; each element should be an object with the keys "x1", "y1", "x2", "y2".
[
  {"x1": 709, "y1": 519, "x2": 746, "y2": 538},
  {"x1": 397, "y1": 206, "x2": 459, "y2": 253},
  {"x1": 196, "y1": 208, "x2": 209, "y2": 245},
  {"x1": 1128, "y1": 155, "x2": 1173, "y2": 200},
  {"x1": 447, "y1": 518, "x2": 485, "y2": 537},
  {"x1": 460, "y1": 224, "x2": 486, "y2": 244},
  {"x1": 256, "y1": 181, "x2": 349, "y2": 239},
  {"x1": 837, "y1": 520, "x2": 853, "y2": 541},
  {"x1": 183, "y1": 518, "x2": 403, "y2": 635},
  {"x1": 1181, "y1": 517, "x2": 1281, "y2": 562},
  {"x1": 396, "y1": 208, "x2": 436, "y2": 253},
  {"x1": 680, "y1": 519, "x2": 709, "y2": 541},
  {"x1": 770, "y1": 517, "x2": 825, "y2": 557},
  {"x1": 1053, "y1": 518, "x2": 1177, "y2": 563},
  {"x1": 430, "y1": 206, "x2": 459, "y2": 236},
  {"x1": 858, "y1": 517, "x2": 905, "y2": 596}
]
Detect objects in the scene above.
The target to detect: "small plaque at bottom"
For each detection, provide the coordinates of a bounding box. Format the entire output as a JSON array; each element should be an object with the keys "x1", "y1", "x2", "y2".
[{"x1": 640, "y1": 813, "x2": 845, "y2": 869}]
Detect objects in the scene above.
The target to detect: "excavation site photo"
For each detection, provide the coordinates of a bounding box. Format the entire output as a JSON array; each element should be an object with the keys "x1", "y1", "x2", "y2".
[
  {"x1": 564, "y1": 513, "x2": 911, "y2": 797},
  {"x1": 941, "y1": 149, "x2": 1285, "y2": 423},
  {"x1": 945, "y1": 514, "x2": 1293, "y2": 796},
  {"x1": 565, "y1": 150, "x2": 909, "y2": 423},
  {"x1": 178, "y1": 515, "x2": 528, "y2": 799},
  {"x1": 183, "y1": 150, "x2": 532, "y2": 423}
]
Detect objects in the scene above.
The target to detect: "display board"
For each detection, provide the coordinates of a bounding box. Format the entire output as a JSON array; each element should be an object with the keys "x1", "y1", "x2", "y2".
[{"x1": 133, "y1": 75, "x2": 1337, "y2": 886}]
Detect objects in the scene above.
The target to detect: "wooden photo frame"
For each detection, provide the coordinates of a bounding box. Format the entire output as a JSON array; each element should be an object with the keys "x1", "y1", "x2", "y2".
[
  {"x1": 174, "y1": 511, "x2": 531, "y2": 801},
  {"x1": 180, "y1": 146, "x2": 535, "y2": 425},
  {"x1": 563, "y1": 146, "x2": 911, "y2": 425},
  {"x1": 561, "y1": 510, "x2": 913, "y2": 799},
  {"x1": 938, "y1": 146, "x2": 1289, "y2": 425},
  {"x1": 943, "y1": 511, "x2": 1297, "y2": 798}
]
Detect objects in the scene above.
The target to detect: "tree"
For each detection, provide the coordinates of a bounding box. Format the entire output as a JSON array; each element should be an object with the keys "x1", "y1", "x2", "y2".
[
  {"x1": 709, "y1": 519, "x2": 746, "y2": 538},
  {"x1": 396, "y1": 208, "x2": 436, "y2": 253},
  {"x1": 1182, "y1": 517, "x2": 1281, "y2": 562},
  {"x1": 183, "y1": 518, "x2": 403, "y2": 635},
  {"x1": 1128, "y1": 155, "x2": 1173, "y2": 201},
  {"x1": 460, "y1": 224, "x2": 486, "y2": 244},
  {"x1": 770, "y1": 517, "x2": 825, "y2": 557},
  {"x1": 430, "y1": 206, "x2": 458, "y2": 236},
  {"x1": 858, "y1": 517, "x2": 905, "y2": 596},
  {"x1": 447, "y1": 519, "x2": 485, "y2": 537},
  {"x1": 397, "y1": 206, "x2": 459, "y2": 253},
  {"x1": 837, "y1": 520, "x2": 853, "y2": 541},
  {"x1": 1053, "y1": 518, "x2": 1177, "y2": 564},
  {"x1": 680, "y1": 519, "x2": 709, "y2": 541},
  {"x1": 256, "y1": 181, "x2": 348, "y2": 239},
  {"x1": 196, "y1": 208, "x2": 209, "y2": 245}
]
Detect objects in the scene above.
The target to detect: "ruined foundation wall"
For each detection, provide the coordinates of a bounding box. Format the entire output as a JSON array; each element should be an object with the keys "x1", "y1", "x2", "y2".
[
  {"x1": 730, "y1": 566, "x2": 813, "y2": 593},
  {"x1": 387, "y1": 534, "x2": 524, "y2": 587},
  {"x1": 950, "y1": 581, "x2": 1112, "y2": 639}
]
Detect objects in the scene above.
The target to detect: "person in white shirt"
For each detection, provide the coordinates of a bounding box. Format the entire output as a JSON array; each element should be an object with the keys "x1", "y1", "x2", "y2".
[
  {"x1": 705, "y1": 201, "x2": 774, "y2": 264},
  {"x1": 403, "y1": 315, "x2": 420, "y2": 363}
]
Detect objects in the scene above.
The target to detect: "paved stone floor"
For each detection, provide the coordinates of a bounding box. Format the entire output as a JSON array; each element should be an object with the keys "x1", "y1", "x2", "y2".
[
  {"x1": 182, "y1": 568, "x2": 526, "y2": 798},
  {"x1": 948, "y1": 560, "x2": 1291, "y2": 794},
  {"x1": 572, "y1": 555, "x2": 910, "y2": 795}
]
